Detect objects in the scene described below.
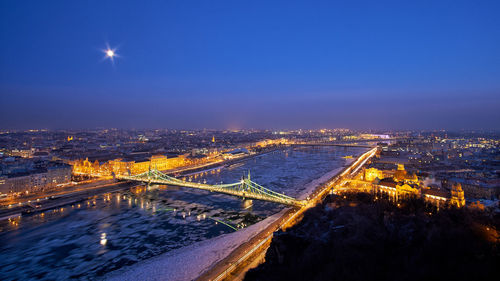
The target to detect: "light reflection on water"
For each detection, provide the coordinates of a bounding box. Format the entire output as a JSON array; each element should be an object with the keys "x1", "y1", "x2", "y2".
[{"x1": 0, "y1": 146, "x2": 365, "y2": 280}]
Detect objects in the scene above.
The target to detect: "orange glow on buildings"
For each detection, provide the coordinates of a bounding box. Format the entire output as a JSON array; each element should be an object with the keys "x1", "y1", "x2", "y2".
[
  {"x1": 71, "y1": 154, "x2": 211, "y2": 177},
  {"x1": 254, "y1": 138, "x2": 290, "y2": 147},
  {"x1": 340, "y1": 164, "x2": 466, "y2": 208}
]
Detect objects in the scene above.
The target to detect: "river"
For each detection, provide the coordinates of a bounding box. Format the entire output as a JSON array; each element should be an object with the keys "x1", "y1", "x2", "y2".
[{"x1": 0, "y1": 146, "x2": 367, "y2": 280}]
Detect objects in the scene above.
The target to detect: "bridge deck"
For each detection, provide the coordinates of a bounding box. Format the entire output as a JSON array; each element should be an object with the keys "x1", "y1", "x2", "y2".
[
  {"x1": 117, "y1": 169, "x2": 305, "y2": 207},
  {"x1": 291, "y1": 143, "x2": 374, "y2": 148}
]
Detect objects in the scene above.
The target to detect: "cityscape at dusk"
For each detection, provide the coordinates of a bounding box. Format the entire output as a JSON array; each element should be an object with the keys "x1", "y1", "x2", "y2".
[{"x1": 1, "y1": 1, "x2": 499, "y2": 281}]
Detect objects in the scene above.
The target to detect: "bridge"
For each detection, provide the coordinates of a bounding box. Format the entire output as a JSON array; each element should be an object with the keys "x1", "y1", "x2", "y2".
[
  {"x1": 290, "y1": 137, "x2": 401, "y2": 148},
  {"x1": 116, "y1": 169, "x2": 306, "y2": 207},
  {"x1": 291, "y1": 143, "x2": 374, "y2": 148}
]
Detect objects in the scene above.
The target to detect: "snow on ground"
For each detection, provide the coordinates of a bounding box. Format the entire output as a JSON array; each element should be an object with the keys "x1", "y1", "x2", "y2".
[
  {"x1": 296, "y1": 156, "x2": 360, "y2": 200},
  {"x1": 345, "y1": 158, "x2": 355, "y2": 166},
  {"x1": 104, "y1": 154, "x2": 355, "y2": 281},
  {"x1": 297, "y1": 166, "x2": 343, "y2": 200},
  {"x1": 103, "y1": 211, "x2": 285, "y2": 281}
]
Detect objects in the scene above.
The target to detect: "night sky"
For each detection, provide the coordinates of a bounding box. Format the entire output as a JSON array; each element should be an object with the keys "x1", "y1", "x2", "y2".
[{"x1": 1, "y1": 1, "x2": 499, "y2": 130}]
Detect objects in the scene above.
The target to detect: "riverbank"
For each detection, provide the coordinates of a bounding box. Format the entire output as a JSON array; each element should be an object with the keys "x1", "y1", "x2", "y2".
[
  {"x1": 0, "y1": 180, "x2": 128, "y2": 220},
  {"x1": 166, "y1": 147, "x2": 281, "y2": 177},
  {"x1": 0, "y1": 148, "x2": 282, "y2": 221},
  {"x1": 245, "y1": 193, "x2": 500, "y2": 281},
  {"x1": 0, "y1": 146, "x2": 377, "y2": 281},
  {"x1": 297, "y1": 167, "x2": 344, "y2": 200},
  {"x1": 197, "y1": 147, "x2": 377, "y2": 281},
  {"x1": 104, "y1": 211, "x2": 285, "y2": 281},
  {"x1": 103, "y1": 152, "x2": 363, "y2": 281}
]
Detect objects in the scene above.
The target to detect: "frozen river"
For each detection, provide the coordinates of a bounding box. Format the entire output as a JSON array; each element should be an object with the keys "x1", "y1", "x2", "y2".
[{"x1": 0, "y1": 146, "x2": 366, "y2": 280}]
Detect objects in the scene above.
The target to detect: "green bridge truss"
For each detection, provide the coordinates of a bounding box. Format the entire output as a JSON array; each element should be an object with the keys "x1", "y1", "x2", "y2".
[{"x1": 117, "y1": 169, "x2": 305, "y2": 207}]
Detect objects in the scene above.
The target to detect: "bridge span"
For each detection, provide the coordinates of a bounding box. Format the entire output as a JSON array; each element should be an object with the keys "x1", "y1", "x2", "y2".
[
  {"x1": 291, "y1": 143, "x2": 374, "y2": 148},
  {"x1": 116, "y1": 169, "x2": 306, "y2": 207}
]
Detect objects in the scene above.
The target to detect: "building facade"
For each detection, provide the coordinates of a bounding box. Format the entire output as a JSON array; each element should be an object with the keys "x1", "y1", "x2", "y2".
[
  {"x1": 339, "y1": 165, "x2": 466, "y2": 208},
  {"x1": 0, "y1": 163, "x2": 72, "y2": 196}
]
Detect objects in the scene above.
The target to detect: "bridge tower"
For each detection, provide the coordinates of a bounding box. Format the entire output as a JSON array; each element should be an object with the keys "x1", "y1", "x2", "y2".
[{"x1": 147, "y1": 165, "x2": 152, "y2": 186}]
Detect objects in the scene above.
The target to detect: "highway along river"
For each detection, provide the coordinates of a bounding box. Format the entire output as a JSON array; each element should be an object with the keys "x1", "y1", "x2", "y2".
[{"x1": 0, "y1": 146, "x2": 367, "y2": 280}]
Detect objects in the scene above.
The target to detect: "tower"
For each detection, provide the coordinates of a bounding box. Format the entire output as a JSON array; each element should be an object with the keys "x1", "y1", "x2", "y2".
[{"x1": 450, "y1": 183, "x2": 466, "y2": 207}]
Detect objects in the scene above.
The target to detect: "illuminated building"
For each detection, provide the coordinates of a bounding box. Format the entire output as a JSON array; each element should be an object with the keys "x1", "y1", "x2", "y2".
[
  {"x1": 364, "y1": 167, "x2": 386, "y2": 182},
  {"x1": 222, "y1": 148, "x2": 249, "y2": 160},
  {"x1": 393, "y1": 164, "x2": 418, "y2": 183},
  {"x1": 449, "y1": 183, "x2": 466, "y2": 207},
  {"x1": 71, "y1": 154, "x2": 209, "y2": 177},
  {"x1": 0, "y1": 162, "x2": 72, "y2": 196},
  {"x1": 442, "y1": 178, "x2": 498, "y2": 200},
  {"x1": 343, "y1": 134, "x2": 390, "y2": 140},
  {"x1": 9, "y1": 149, "x2": 34, "y2": 158},
  {"x1": 344, "y1": 165, "x2": 466, "y2": 208},
  {"x1": 254, "y1": 138, "x2": 290, "y2": 147}
]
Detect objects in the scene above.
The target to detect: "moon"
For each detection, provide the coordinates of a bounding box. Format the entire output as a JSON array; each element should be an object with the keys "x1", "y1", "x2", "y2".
[
  {"x1": 106, "y1": 49, "x2": 115, "y2": 58},
  {"x1": 102, "y1": 44, "x2": 119, "y2": 63}
]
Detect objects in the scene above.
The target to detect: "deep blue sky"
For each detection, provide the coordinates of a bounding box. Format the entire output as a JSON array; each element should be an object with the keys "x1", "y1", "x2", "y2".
[{"x1": 1, "y1": 0, "x2": 499, "y2": 130}]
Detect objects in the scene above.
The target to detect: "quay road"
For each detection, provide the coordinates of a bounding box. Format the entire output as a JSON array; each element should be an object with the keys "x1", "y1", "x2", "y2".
[
  {"x1": 0, "y1": 141, "x2": 378, "y2": 212},
  {"x1": 0, "y1": 147, "x2": 284, "y2": 220},
  {"x1": 0, "y1": 181, "x2": 137, "y2": 221},
  {"x1": 197, "y1": 146, "x2": 378, "y2": 281}
]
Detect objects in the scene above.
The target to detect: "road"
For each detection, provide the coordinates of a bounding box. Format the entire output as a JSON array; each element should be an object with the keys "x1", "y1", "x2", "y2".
[
  {"x1": 0, "y1": 181, "x2": 138, "y2": 220},
  {"x1": 0, "y1": 147, "x2": 282, "y2": 220},
  {"x1": 196, "y1": 147, "x2": 378, "y2": 281},
  {"x1": 1, "y1": 144, "x2": 377, "y2": 279}
]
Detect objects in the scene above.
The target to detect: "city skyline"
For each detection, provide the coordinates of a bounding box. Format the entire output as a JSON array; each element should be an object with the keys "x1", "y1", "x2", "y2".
[
  {"x1": 1, "y1": 2, "x2": 498, "y2": 280},
  {"x1": 1, "y1": 1, "x2": 500, "y2": 130}
]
